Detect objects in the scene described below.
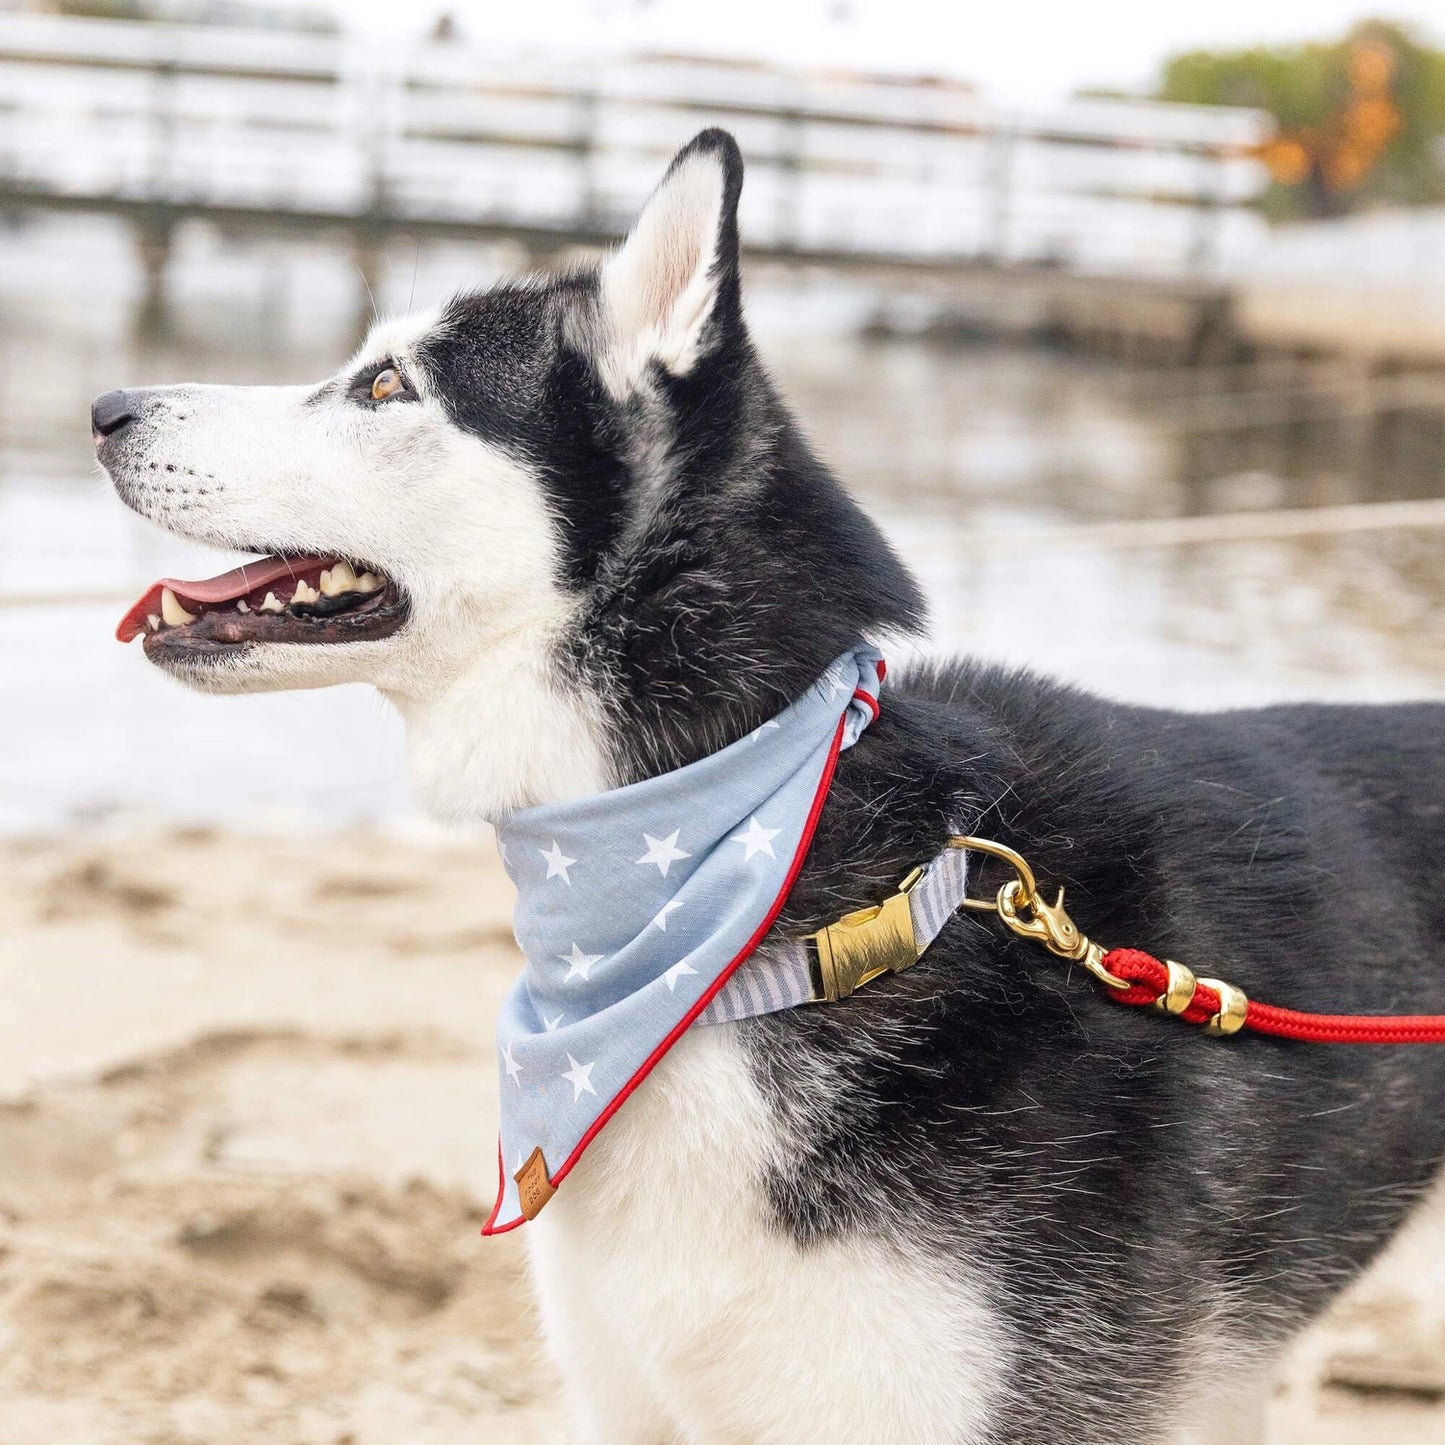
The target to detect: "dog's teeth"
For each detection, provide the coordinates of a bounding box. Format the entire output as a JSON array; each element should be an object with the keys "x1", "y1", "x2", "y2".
[
  {"x1": 236, "y1": 599, "x2": 250, "y2": 613},
  {"x1": 355, "y1": 572, "x2": 383, "y2": 593},
  {"x1": 260, "y1": 591, "x2": 284, "y2": 613},
  {"x1": 320, "y1": 561, "x2": 357, "y2": 597},
  {"x1": 290, "y1": 580, "x2": 319, "y2": 606},
  {"x1": 160, "y1": 587, "x2": 196, "y2": 625},
  {"x1": 147, "y1": 614, "x2": 161, "y2": 632}
]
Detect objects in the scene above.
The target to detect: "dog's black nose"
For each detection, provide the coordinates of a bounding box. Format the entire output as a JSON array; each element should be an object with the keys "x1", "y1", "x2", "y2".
[{"x1": 91, "y1": 389, "x2": 140, "y2": 442}]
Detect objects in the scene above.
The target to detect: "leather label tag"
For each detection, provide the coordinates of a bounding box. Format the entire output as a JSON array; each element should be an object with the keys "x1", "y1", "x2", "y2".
[{"x1": 514, "y1": 1146, "x2": 557, "y2": 1221}]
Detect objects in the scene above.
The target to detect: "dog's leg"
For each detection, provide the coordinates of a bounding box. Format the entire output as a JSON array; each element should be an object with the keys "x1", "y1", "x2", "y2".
[
  {"x1": 527, "y1": 1225, "x2": 682, "y2": 1445},
  {"x1": 527, "y1": 1029, "x2": 1008, "y2": 1445}
]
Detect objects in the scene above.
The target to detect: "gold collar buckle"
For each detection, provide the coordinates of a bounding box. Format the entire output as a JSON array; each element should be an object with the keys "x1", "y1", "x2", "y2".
[{"x1": 805, "y1": 865, "x2": 925, "y2": 1002}]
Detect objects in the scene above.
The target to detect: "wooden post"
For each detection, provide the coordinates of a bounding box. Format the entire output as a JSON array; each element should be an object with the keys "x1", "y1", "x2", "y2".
[
  {"x1": 134, "y1": 48, "x2": 178, "y2": 337},
  {"x1": 985, "y1": 121, "x2": 1015, "y2": 265},
  {"x1": 353, "y1": 224, "x2": 385, "y2": 346},
  {"x1": 775, "y1": 108, "x2": 804, "y2": 254},
  {"x1": 133, "y1": 207, "x2": 175, "y2": 339},
  {"x1": 575, "y1": 89, "x2": 599, "y2": 227}
]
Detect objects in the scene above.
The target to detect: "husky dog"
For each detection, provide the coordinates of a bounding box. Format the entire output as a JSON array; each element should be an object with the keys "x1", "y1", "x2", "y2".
[{"x1": 96, "y1": 130, "x2": 1445, "y2": 1444}]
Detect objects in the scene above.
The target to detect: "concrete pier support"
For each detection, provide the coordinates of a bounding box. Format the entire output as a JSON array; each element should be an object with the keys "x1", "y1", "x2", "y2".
[
  {"x1": 133, "y1": 208, "x2": 176, "y2": 338},
  {"x1": 353, "y1": 226, "x2": 386, "y2": 346}
]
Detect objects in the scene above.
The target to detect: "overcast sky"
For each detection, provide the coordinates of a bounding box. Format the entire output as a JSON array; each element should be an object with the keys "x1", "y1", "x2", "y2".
[{"x1": 323, "y1": 0, "x2": 1445, "y2": 105}]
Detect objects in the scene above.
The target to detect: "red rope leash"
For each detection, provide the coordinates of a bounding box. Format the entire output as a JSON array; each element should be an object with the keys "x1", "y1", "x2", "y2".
[
  {"x1": 1103, "y1": 948, "x2": 1445, "y2": 1045},
  {"x1": 954, "y1": 837, "x2": 1445, "y2": 1046}
]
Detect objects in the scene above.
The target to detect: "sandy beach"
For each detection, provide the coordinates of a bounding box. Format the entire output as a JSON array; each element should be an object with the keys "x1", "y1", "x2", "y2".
[{"x1": 1, "y1": 828, "x2": 1441, "y2": 1443}]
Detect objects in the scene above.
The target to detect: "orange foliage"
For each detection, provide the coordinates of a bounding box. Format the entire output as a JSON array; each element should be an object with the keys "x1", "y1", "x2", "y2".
[{"x1": 1253, "y1": 38, "x2": 1403, "y2": 196}]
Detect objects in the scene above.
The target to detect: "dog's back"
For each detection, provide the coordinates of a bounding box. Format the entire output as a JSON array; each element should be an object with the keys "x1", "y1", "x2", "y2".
[{"x1": 1279, "y1": 700, "x2": 1445, "y2": 941}]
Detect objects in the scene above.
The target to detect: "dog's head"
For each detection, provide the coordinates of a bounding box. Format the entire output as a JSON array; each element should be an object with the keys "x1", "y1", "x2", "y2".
[{"x1": 98, "y1": 129, "x2": 923, "y2": 809}]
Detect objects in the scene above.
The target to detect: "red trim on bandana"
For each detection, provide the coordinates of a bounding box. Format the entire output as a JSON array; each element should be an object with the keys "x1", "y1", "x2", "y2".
[
  {"x1": 854, "y1": 686, "x2": 879, "y2": 722},
  {"x1": 482, "y1": 706, "x2": 858, "y2": 1235}
]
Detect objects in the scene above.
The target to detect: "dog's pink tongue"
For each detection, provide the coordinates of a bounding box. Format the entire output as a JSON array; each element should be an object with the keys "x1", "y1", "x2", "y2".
[{"x1": 115, "y1": 555, "x2": 330, "y2": 642}]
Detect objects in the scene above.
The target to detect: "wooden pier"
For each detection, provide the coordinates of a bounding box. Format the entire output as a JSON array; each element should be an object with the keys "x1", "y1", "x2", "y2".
[{"x1": 0, "y1": 11, "x2": 1269, "y2": 347}]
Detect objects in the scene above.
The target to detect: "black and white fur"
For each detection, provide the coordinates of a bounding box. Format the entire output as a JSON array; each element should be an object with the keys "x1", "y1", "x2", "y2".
[{"x1": 98, "y1": 130, "x2": 1445, "y2": 1444}]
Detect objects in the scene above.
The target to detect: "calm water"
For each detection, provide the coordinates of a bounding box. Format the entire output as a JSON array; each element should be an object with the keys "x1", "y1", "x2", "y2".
[{"x1": 2, "y1": 215, "x2": 1442, "y2": 831}]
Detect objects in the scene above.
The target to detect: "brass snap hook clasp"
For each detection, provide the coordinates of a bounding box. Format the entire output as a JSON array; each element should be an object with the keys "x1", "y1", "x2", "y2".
[
  {"x1": 998, "y1": 877, "x2": 1084, "y2": 959},
  {"x1": 953, "y1": 835, "x2": 1130, "y2": 991}
]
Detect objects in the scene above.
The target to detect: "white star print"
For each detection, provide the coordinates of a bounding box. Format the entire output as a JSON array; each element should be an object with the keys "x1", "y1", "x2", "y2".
[
  {"x1": 663, "y1": 960, "x2": 698, "y2": 991},
  {"x1": 514, "y1": 1149, "x2": 528, "y2": 1174},
  {"x1": 558, "y1": 942, "x2": 603, "y2": 983},
  {"x1": 561, "y1": 1053, "x2": 597, "y2": 1101},
  {"x1": 540, "y1": 840, "x2": 577, "y2": 884},
  {"x1": 747, "y1": 718, "x2": 782, "y2": 742},
  {"x1": 636, "y1": 829, "x2": 690, "y2": 877},
  {"x1": 651, "y1": 899, "x2": 684, "y2": 932},
  {"x1": 824, "y1": 668, "x2": 849, "y2": 700},
  {"x1": 543, "y1": 1013, "x2": 563, "y2": 1032},
  {"x1": 503, "y1": 1042, "x2": 522, "y2": 1086},
  {"x1": 730, "y1": 816, "x2": 781, "y2": 861}
]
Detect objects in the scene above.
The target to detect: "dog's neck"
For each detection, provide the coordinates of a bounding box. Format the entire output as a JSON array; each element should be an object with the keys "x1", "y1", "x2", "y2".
[
  {"x1": 387, "y1": 409, "x2": 927, "y2": 819},
  {"x1": 389, "y1": 630, "x2": 613, "y2": 821},
  {"x1": 389, "y1": 629, "x2": 856, "y2": 821},
  {"x1": 388, "y1": 550, "x2": 920, "y2": 822}
]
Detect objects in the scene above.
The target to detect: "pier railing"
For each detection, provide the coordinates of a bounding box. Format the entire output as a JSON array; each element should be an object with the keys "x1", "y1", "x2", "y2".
[{"x1": 0, "y1": 11, "x2": 1271, "y2": 276}]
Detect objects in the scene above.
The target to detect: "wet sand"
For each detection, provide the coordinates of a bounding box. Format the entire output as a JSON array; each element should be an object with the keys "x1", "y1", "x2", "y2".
[{"x1": 0, "y1": 830, "x2": 1441, "y2": 1442}]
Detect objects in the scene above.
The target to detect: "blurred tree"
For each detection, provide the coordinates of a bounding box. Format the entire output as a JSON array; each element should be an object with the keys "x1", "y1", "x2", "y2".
[{"x1": 1157, "y1": 20, "x2": 1445, "y2": 219}]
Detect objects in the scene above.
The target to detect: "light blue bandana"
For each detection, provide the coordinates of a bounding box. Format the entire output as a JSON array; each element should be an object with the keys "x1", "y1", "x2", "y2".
[{"x1": 482, "y1": 645, "x2": 885, "y2": 1232}]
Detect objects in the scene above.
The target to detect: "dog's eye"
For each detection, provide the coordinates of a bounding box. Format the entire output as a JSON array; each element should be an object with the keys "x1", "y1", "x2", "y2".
[{"x1": 371, "y1": 367, "x2": 405, "y2": 402}]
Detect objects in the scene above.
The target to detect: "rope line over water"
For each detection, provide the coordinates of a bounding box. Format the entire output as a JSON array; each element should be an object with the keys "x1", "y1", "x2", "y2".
[{"x1": 8, "y1": 498, "x2": 1444, "y2": 610}]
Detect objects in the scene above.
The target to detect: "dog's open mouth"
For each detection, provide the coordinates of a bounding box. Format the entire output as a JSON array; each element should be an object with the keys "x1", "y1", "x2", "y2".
[{"x1": 116, "y1": 554, "x2": 409, "y2": 655}]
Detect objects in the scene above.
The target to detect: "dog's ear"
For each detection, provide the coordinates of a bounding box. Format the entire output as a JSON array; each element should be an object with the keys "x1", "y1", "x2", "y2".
[{"x1": 597, "y1": 128, "x2": 743, "y2": 397}]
